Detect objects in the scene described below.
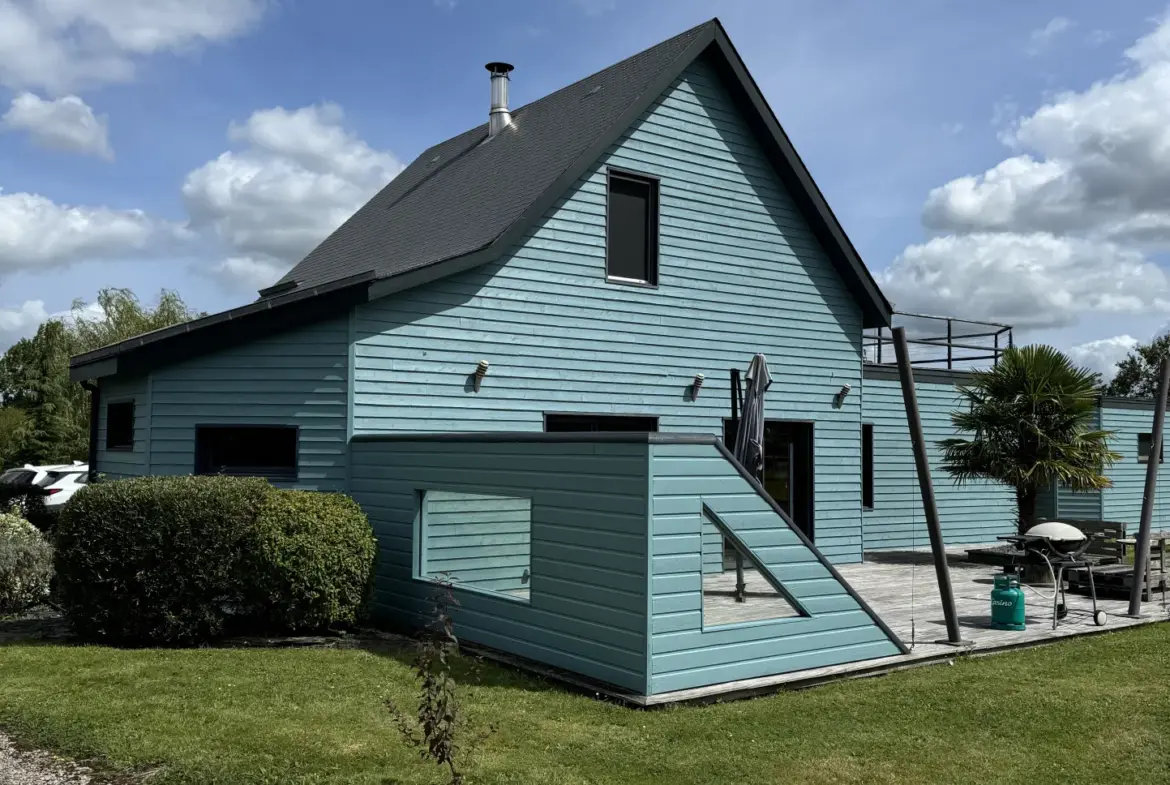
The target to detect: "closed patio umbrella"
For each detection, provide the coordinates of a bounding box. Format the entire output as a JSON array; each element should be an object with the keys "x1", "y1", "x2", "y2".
[{"x1": 730, "y1": 354, "x2": 772, "y2": 601}]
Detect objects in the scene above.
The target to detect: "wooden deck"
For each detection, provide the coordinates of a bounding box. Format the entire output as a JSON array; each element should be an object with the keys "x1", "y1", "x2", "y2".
[
  {"x1": 644, "y1": 545, "x2": 1170, "y2": 705},
  {"x1": 702, "y1": 568, "x2": 802, "y2": 624}
]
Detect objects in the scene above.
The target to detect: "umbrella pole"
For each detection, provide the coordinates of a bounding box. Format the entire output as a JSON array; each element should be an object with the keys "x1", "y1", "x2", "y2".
[
  {"x1": 1128, "y1": 356, "x2": 1170, "y2": 616},
  {"x1": 893, "y1": 327, "x2": 965, "y2": 645},
  {"x1": 729, "y1": 368, "x2": 747, "y2": 602}
]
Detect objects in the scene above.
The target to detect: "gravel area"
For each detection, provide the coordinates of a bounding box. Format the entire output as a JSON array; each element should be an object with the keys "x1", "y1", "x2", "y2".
[{"x1": 0, "y1": 731, "x2": 93, "y2": 785}]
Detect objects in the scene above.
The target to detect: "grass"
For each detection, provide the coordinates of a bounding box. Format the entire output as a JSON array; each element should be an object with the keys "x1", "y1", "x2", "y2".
[{"x1": 0, "y1": 623, "x2": 1167, "y2": 785}]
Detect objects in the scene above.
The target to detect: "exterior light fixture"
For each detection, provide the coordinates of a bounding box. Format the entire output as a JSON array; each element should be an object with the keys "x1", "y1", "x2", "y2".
[
  {"x1": 474, "y1": 359, "x2": 490, "y2": 392},
  {"x1": 834, "y1": 383, "x2": 852, "y2": 408},
  {"x1": 691, "y1": 373, "x2": 705, "y2": 401}
]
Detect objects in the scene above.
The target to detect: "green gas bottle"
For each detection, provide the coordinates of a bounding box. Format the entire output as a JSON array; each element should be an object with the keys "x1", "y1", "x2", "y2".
[{"x1": 990, "y1": 573, "x2": 1025, "y2": 631}]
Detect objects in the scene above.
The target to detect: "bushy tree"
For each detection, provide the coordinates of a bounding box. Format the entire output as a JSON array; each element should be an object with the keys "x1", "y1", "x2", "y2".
[
  {"x1": 940, "y1": 345, "x2": 1120, "y2": 534},
  {"x1": 70, "y1": 288, "x2": 203, "y2": 354},
  {"x1": 1104, "y1": 334, "x2": 1170, "y2": 398}
]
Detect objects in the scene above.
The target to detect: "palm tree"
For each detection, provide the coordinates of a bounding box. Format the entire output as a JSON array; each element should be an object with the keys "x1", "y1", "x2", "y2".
[{"x1": 939, "y1": 345, "x2": 1119, "y2": 535}]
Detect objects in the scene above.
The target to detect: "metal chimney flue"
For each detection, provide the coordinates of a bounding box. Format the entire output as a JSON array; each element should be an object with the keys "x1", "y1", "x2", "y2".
[{"x1": 486, "y1": 61, "x2": 514, "y2": 136}]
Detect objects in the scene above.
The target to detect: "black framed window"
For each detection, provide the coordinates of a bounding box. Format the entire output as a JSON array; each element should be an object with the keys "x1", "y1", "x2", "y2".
[
  {"x1": 1138, "y1": 433, "x2": 1164, "y2": 464},
  {"x1": 606, "y1": 170, "x2": 659, "y2": 284},
  {"x1": 862, "y1": 423, "x2": 874, "y2": 509},
  {"x1": 195, "y1": 425, "x2": 298, "y2": 480},
  {"x1": 106, "y1": 401, "x2": 135, "y2": 450},
  {"x1": 544, "y1": 414, "x2": 659, "y2": 432}
]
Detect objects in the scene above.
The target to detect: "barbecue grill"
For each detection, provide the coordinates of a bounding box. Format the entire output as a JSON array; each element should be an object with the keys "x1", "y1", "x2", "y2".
[{"x1": 998, "y1": 522, "x2": 1108, "y2": 630}]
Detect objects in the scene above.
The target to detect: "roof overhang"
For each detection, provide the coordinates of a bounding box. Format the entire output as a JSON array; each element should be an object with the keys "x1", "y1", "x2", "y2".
[{"x1": 69, "y1": 271, "x2": 377, "y2": 382}]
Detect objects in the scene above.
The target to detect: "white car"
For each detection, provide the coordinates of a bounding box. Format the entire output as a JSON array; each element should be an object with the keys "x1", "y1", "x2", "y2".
[{"x1": 0, "y1": 462, "x2": 89, "y2": 513}]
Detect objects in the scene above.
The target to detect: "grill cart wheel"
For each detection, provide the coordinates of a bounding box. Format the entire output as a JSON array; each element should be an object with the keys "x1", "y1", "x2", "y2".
[{"x1": 1094, "y1": 610, "x2": 1108, "y2": 626}]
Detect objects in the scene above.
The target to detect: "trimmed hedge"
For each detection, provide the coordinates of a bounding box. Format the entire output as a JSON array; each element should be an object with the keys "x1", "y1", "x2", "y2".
[
  {"x1": 0, "y1": 513, "x2": 53, "y2": 615},
  {"x1": 245, "y1": 490, "x2": 376, "y2": 632},
  {"x1": 54, "y1": 476, "x2": 376, "y2": 645}
]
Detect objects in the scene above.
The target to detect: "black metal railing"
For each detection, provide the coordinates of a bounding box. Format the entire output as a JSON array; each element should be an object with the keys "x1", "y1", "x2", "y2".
[{"x1": 864, "y1": 311, "x2": 1013, "y2": 369}]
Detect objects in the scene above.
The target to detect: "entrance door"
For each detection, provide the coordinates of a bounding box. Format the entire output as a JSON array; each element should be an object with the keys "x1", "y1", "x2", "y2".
[{"x1": 723, "y1": 419, "x2": 815, "y2": 541}]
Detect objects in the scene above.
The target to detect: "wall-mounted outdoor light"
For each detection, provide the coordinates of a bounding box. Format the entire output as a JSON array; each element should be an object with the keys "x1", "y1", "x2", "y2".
[
  {"x1": 834, "y1": 383, "x2": 852, "y2": 408},
  {"x1": 474, "y1": 359, "x2": 490, "y2": 392},
  {"x1": 691, "y1": 373, "x2": 705, "y2": 401}
]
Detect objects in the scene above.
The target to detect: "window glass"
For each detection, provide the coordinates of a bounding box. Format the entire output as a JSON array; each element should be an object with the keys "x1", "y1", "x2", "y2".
[
  {"x1": 862, "y1": 424, "x2": 874, "y2": 509},
  {"x1": 1138, "y1": 433, "x2": 1164, "y2": 463},
  {"x1": 606, "y1": 171, "x2": 658, "y2": 283},
  {"x1": 106, "y1": 401, "x2": 135, "y2": 449},
  {"x1": 195, "y1": 426, "x2": 297, "y2": 480},
  {"x1": 544, "y1": 413, "x2": 658, "y2": 432}
]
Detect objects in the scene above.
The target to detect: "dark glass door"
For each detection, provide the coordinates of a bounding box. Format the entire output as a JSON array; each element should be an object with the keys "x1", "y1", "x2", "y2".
[{"x1": 723, "y1": 419, "x2": 814, "y2": 542}]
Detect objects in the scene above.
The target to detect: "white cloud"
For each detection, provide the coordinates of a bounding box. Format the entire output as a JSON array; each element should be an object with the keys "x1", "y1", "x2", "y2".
[
  {"x1": 890, "y1": 13, "x2": 1170, "y2": 346},
  {"x1": 0, "y1": 0, "x2": 266, "y2": 93},
  {"x1": 2, "y1": 92, "x2": 111, "y2": 159},
  {"x1": 0, "y1": 299, "x2": 49, "y2": 347},
  {"x1": 1067, "y1": 335, "x2": 1139, "y2": 382},
  {"x1": 1027, "y1": 16, "x2": 1073, "y2": 56},
  {"x1": 182, "y1": 103, "x2": 401, "y2": 292},
  {"x1": 0, "y1": 189, "x2": 180, "y2": 273},
  {"x1": 925, "y1": 14, "x2": 1170, "y2": 246},
  {"x1": 881, "y1": 233, "x2": 1170, "y2": 329}
]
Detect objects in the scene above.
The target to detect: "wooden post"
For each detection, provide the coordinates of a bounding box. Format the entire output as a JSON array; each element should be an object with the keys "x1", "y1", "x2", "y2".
[
  {"x1": 1129, "y1": 357, "x2": 1170, "y2": 616},
  {"x1": 893, "y1": 327, "x2": 964, "y2": 644}
]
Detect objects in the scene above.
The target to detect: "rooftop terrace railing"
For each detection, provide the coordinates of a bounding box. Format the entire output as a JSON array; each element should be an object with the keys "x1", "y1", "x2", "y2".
[{"x1": 864, "y1": 311, "x2": 1014, "y2": 369}]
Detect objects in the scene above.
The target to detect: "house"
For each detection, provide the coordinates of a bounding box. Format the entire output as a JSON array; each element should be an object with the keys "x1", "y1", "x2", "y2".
[{"x1": 69, "y1": 19, "x2": 1168, "y2": 700}]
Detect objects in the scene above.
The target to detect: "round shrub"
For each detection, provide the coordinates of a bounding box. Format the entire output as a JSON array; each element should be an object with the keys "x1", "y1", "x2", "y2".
[
  {"x1": 244, "y1": 490, "x2": 376, "y2": 632},
  {"x1": 0, "y1": 512, "x2": 54, "y2": 615},
  {"x1": 55, "y1": 475, "x2": 271, "y2": 645},
  {"x1": 54, "y1": 476, "x2": 376, "y2": 645}
]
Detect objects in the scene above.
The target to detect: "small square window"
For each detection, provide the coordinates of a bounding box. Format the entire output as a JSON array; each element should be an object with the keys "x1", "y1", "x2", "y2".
[
  {"x1": 195, "y1": 425, "x2": 297, "y2": 480},
  {"x1": 606, "y1": 170, "x2": 659, "y2": 285},
  {"x1": 1138, "y1": 433, "x2": 1164, "y2": 464},
  {"x1": 106, "y1": 401, "x2": 134, "y2": 450}
]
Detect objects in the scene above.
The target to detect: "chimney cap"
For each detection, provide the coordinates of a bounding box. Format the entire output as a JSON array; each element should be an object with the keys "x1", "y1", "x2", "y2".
[{"x1": 485, "y1": 62, "x2": 515, "y2": 75}]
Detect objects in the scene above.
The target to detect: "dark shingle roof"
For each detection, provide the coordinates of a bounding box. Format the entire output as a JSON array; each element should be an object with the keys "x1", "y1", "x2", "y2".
[
  {"x1": 72, "y1": 18, "x2": 893, "y2": 377},
  {"x1": 268, "y1": 20, "x2": 713, "y2": 294}
]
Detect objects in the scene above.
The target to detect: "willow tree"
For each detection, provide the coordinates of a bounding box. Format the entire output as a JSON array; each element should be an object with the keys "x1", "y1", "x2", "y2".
[{"x1": 939, "y1": 345, "x2": 1119, "y2": 534}]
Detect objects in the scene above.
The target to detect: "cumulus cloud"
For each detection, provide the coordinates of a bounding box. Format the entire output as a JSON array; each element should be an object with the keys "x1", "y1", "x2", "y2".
[
  {"x1": 0, "y1": 189, "x2": 181, "y2": 273},
  {"x1": 0, "y1": 0, "x2": 267, "y2": 93},
  {"x1": 0, "y1": 299, "x2": 49, "y2": 348},
  {"x1": 1027, "y1": 17, "x2": 1073, "y2": 55},
  {"x1": 2, "y1": 92, "x2": 111, "y2": 158},
  {"x1": 1067, "y1": 335, "x2": 1139, "y2": 383},
  {"x1": 881, "y1": 233, "x2": 1170, "y2": 328},
  {"x1": 182, "y1": 103, "x2": 401, "y2": 291},
  {"x1": 885, "y1": 13, "x2": 1170, "y2": 341},
  {"x1": 924, "y1": 15, "x2": 1170, "y2": 246}
]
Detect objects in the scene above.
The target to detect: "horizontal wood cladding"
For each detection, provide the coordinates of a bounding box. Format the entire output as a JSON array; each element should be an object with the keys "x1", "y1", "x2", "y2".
[
  {"x1": 1102, "y1": 406, "x2": 1170, "y2": 527},
  {"x1": 354, "y1": 59, "x2": 866, "y2": 563},
  {"x1": 649, "y1": 442, "x2": 901, "y2": 695},
  {"x1": 861, "y1": 378, "x2": 1015, "y2": 549},
  {"x1": 350, "y1": 439, "x2": 650, "y2": 693},
  {"x1": 96, "y1": 375, "x2": 149, "y2": 480},
  {"x1": 147, "y1": 317, "x2": 349, "y2": 490}
]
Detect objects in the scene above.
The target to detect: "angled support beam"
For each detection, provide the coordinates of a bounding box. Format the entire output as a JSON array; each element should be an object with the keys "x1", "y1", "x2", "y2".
[
  {"x1": 892, "y1": 327, "x2": 965, "y2": 645},
  {"x1": 1129, "y1": 356, "x2": 1170, "y2": 616}
]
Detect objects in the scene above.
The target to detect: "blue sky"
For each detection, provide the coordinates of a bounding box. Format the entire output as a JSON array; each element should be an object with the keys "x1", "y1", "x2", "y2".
[{"x1": 2, "y1": 0, "x2": 1169, "y2": 377}]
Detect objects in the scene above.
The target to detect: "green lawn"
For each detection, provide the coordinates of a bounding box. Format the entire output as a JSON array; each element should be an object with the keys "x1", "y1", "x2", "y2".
[{"x1": 0, "y1": 623, "x2": 1167, "y2": 785}]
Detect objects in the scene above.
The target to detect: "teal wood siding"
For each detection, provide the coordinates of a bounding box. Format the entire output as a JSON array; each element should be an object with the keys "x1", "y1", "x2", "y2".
[
  {"x1": 649, "y1": 442, "x2": 901, "y2": 695},
  {"x1": 1056, "y1": 485, "x2": 1104, "y2": 520},
  {"x1": 1036, "y1": 483, "x2": 1057, "y2": 520},
  {"x1": 422, "y1": 491, "x2": 532, "y2": 592},
  {"x1": 96, "y1": 375, "x2": 149, "y2": 480},
  {"x1": 354, "y1": 57, "x2": 867, "y2": 563},
  {"x1": 143, "y1": 317, "x2": 349, "y2": 489},
  {"x1": 1102, "y1": 404, "x2": 1170, "y2": 529},
  {"x1": 861, "y1": 377, "x2": 1014, "y2": 548},
  {"x1": 350, "y1": 438, "x2": 650, "y2": 693}
]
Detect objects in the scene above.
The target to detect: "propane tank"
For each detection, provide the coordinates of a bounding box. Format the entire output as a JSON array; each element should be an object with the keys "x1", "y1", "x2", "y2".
[{"x1": 990, "y1": 573, "x2": 1026, "y2": 631}]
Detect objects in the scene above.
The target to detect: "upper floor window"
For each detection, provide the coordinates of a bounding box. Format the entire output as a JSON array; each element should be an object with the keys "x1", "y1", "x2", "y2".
[
  {"x1": 106, "y1": 401, "x2": 135, "y2": 450},
  {"x1": 606, "y1": 170, "x2": 659, "y2": 285}
]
